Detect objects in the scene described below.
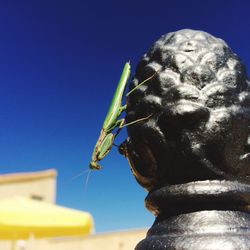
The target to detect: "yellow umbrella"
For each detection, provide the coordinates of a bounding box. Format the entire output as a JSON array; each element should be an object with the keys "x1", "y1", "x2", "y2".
[{"x1": 0, "y1": 196, "x2": 94, "y2": 240}]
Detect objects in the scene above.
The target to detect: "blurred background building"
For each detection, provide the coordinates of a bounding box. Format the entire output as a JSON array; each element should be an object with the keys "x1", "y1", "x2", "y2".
[
  {"x1": 0, "y1": 169, "x2": 56, "y2": 203},
  {"x1": 0, "y1": 169, "x2": 146, "y2": 250}
]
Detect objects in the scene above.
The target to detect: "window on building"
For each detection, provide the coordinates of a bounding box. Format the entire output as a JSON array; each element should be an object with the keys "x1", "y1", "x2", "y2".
[{"x1": 30, "y1": 195, "x2": 44, "y2": 201}]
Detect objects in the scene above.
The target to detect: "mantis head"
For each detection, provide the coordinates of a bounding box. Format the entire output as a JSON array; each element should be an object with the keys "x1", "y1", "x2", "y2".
[{"x1": 89, "y1": 161, "x2": 102, "y2": 170}]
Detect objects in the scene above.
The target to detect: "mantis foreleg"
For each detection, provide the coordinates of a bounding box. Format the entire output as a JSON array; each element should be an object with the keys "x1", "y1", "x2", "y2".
[{"x1": 97, "y1": 133, "x2": 114, "y2": 160}]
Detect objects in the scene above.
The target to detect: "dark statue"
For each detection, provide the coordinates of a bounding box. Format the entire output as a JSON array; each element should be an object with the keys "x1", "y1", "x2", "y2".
[{"x1": 120, "y1": 29, "x2": 250, "y2": 249}]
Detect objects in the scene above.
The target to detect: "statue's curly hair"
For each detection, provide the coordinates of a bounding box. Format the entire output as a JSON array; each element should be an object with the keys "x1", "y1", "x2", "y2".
[{"x1": 123, "y1": 29, "x2": 250, "y2": 190}]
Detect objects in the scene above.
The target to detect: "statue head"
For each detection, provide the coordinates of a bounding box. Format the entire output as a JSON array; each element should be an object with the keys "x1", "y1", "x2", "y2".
[{"x1": 121, "y1": 29, "x2": 250, "y2": 191}]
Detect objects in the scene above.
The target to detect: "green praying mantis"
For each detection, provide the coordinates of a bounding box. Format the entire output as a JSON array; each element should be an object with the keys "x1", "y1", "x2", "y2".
[{"x1": 89, "y1": 61, "x2": 157, "y2": 170}]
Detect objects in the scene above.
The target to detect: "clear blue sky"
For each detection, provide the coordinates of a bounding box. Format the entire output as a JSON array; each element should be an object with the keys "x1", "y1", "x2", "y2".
[{"x1": 0, "y1": 1, "x2": 250, "y2": 233}]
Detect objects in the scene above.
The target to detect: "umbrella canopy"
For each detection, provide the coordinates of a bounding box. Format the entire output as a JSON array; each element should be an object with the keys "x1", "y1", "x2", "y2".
[{"x1": 0, "y1": 196, "x2": 93, "y2": 239}]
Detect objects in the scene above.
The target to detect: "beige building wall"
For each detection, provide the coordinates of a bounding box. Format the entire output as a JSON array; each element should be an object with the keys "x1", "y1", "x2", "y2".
[
  {"x1": 0, "y1": 169, "x2": 57, "y2": 203},
  {"x1": 0, "y1": 170, "x2": 147, "y2": 250}
]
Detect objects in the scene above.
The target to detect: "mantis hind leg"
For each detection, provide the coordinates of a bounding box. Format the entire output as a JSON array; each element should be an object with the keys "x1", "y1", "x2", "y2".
[{"x1": 126, "y1": 71, "x2": 158, "y2": 97}]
